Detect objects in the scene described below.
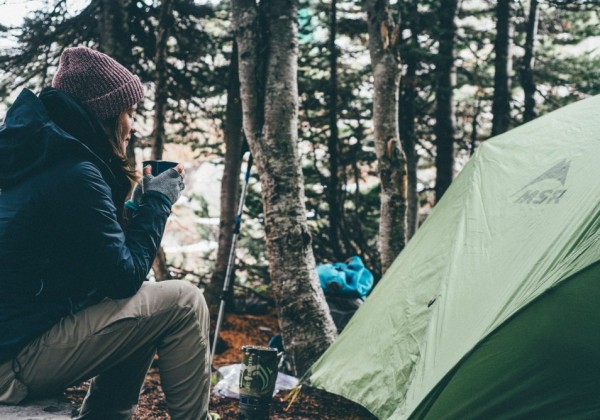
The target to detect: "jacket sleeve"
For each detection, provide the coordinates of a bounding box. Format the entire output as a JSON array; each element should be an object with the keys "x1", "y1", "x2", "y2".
[{"x1": 49, "y1": 161, "x2": 171, "y2": 299}]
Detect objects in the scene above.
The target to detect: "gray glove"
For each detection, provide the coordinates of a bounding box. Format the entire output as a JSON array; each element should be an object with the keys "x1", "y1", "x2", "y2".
[{"x1": 142, "y1": 168, "x2": 185, "y2": 205}]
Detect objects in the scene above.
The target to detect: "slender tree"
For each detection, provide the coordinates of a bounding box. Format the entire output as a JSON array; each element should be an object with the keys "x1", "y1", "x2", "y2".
[
  {"x1": 365, "y1": 0, "x2": 407, "y2": 274},
  {"x1": 433, "y1": 0, "x2": 458, "y2": 203},
  {"x1": 492, "y1": 0, "x2": 512, "y2": 136},
  {"x1": 232, "y1": 0, "x2": 337, "y2": 375},
  {"x1": 151, "y1": 0, "x2": 174, "y2": 161},
  {"x1": 521, "y1": 0, "x2": 539, "y2": 123},
  {"x1": 149, "y1": 0, "x2": 175, "y2": 281},
  {"x1": 99, "y1": 0, "x2": 131, "y2": 68},
  {"x1": 297, "y1": 0, "x2": 380, "y2": 273},
  {"x1": 327, "y1": 0, "x2": 345, "y2": 260},
  {"x1": 206, "y1": 41, "x2": 244, "y2": 308},
  {"x1": 399, "y1": 0, "x2": 420, "y2": 239},
  {"x1": 99, "y1": 0, "x2": 138, "y2": 167}
]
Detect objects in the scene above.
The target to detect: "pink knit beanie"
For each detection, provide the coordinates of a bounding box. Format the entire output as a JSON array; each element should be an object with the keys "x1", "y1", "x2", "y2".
[{"x1": 52, "y1": 47, "x2": 144, "y2": 120}]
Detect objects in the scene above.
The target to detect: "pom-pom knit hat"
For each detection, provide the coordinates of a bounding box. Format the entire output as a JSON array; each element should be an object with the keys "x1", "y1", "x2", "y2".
[{"x1": 52, "y1": 46, "x2": 144, "y2": 120}]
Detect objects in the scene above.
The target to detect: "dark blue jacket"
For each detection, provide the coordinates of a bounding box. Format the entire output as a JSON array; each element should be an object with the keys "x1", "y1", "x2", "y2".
[{"x1": 0, "y1": 88, "x2": 172, "y2": 363}]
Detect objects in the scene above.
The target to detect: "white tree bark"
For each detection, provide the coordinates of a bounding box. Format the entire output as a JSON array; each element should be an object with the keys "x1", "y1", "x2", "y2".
[{"x1": 232, "y1": 0, "x2": 337, "y2": 375}]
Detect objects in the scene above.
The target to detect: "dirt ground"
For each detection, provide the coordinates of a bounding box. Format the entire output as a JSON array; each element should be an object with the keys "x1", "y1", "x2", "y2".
[{"x1": 64, "y1": 308, "x2": 376, "y2": 419}]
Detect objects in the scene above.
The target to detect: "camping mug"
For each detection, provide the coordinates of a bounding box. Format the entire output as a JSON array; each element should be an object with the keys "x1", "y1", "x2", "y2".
[
  {"x1": 238, "y1": 345, "x2": 281, "y2": 419},
  {"x1": 142, "y1": 160, "x2": 178, "y2": 176}
]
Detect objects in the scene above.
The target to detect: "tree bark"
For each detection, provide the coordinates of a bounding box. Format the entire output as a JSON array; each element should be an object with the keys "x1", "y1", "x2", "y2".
[
  {"x1": 150, "y1": 0, "x2": 174, "y2": 281},
  {"x1": 99, "y1": 0, "x2": 137, "y2": 167},
  {"x1": 232, "y1": 0, "x2": 337, "y2": 376},
  {"x1": 521, "y1": 0, "x2": 539, "y2": 123},
  {"x1": 492, "y1": 0, "x2": 512, "y2": 136},
  {"x1": 99, "y1": 0, "x2": 131, "y2": 66},
  {"x1": 365, "y1": 0, "x2": 407, "y2": 274},
  {"x1": 433, "y1": 0, "x2": 458, "y2": 203},
  {"x1": 206, "y1": 41, "x2": 244, "y2": 308},
  {"x1": 151, "y1": 0, "x2": 174, "y2": 161},
  {"x1": 399, "y1": 0, "x2": 419, "y2": 240},
  {"x1": 327, "y1": 0, "x2": 344, "y2": 260}
]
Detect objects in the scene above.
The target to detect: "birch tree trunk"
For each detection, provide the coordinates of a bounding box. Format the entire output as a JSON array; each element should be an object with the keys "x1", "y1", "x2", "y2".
[
  {"x1": 521, "y1": 0, "x2": 539, "y2": 123},
  {"x1": 232, "y1": 0, "x2": 337, "y2": 375},
  {"x1": 433, "y1": 0, "x2": 458, "y2": 203},
  {"x1": 492, "y1": 0, "x2": 512, "y2": 136},
  {"x1": 206, "y1": 41, "x2": 244, "y2": 308},
  {"x1": 365, "y1": 0, "x2": 407, "y2": 274}
]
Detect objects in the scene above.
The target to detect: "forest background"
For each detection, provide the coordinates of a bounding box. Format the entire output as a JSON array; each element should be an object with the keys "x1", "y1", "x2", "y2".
[{"x1": 0, "y1": 0, "x2": 599, "y2": 375}]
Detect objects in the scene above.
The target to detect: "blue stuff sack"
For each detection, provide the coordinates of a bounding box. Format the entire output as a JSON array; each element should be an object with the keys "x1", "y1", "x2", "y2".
[{"x1": 317, "y1": 256, "x2": 374, "y2": 299}]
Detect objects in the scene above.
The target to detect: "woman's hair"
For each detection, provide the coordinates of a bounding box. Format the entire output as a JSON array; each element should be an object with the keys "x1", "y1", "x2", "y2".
[
  {"x1": 101, "y1": 109, "x2": 139, "y2": 186},
  {"x1": 100, "y1": 109, "x2": 140, "y2": 227}
]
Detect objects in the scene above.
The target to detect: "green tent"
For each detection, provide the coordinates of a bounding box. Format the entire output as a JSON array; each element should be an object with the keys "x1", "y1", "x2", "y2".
[{"x1": 308, "y1": 94, "x2": 600, "y2": 419}]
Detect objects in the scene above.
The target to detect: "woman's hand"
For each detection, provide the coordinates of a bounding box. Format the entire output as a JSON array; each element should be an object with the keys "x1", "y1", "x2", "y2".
[{"x1": 142, "y1": 164, "x2": 185, "y2": 205}]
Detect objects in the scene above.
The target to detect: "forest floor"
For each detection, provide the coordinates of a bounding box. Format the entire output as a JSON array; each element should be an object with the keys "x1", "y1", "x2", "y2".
[{"x1": 64, "y1": 307, "x2": 376, "y2": 419}]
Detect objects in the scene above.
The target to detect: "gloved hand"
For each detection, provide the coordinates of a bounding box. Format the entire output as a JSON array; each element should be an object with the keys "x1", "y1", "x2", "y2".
[{"x1": 142, "y1": 165, "x2": 185, "y2": 205}]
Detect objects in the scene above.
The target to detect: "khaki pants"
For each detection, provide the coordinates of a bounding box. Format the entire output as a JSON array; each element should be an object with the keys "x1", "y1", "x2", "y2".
[{"x1": 0, "y1": 280, "x2": 210, "y2": 420}]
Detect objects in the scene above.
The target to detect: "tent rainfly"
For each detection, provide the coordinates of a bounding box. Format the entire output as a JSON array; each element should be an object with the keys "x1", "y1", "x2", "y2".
[{"x1": 308, "y1": 94, "x2": 600, "y2": 419}]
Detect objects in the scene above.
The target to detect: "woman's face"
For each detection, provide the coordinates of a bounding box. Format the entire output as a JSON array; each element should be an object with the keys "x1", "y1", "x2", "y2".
[{"x1": 119, "y1": 107, "x2": 137, "y2": 153}]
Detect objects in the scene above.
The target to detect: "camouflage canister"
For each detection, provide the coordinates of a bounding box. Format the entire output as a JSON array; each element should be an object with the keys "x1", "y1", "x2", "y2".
[{"x1": 238, "y1": 346, "x2": 280, "y2": 419}]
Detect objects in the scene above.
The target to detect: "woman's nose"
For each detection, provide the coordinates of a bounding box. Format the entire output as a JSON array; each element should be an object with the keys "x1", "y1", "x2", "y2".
[{"x1": 130, "y1": 125, "x2": 137, "y2": 134}]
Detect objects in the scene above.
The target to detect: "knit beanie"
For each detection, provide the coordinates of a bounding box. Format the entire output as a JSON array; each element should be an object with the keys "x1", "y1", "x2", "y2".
[{"x1": 52, "y1": 47, "x2": 144, "y2": 120}]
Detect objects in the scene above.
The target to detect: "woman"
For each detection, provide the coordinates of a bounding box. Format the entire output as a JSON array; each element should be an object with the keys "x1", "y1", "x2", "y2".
[{"x1": 0, "y1": 47, "x2": 211, "y2": 419}]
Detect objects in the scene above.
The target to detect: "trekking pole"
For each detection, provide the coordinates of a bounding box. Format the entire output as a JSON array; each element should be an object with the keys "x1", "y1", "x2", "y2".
[{"x1": 210, "y1": 150, "x2": 253, "y2": 368}]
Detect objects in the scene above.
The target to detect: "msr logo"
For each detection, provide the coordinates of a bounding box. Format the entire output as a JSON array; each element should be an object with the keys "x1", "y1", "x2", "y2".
[{"x1": 514, "y1": 159, "x2": 570, "y2": 205}]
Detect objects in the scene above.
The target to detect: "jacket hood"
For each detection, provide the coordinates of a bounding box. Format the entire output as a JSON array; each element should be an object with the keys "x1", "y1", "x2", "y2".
[{"x1": 0, "y1": 88, "x2": 115, "y2": 188}]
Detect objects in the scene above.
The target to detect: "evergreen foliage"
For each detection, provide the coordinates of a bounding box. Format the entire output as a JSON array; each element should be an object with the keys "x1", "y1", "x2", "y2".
[
  {"x1": 0, "y1": 0, "x2": 598, "y2": 288},
  {"x1": 0, "y1": 0, "x2": 225, "y2": 153}
]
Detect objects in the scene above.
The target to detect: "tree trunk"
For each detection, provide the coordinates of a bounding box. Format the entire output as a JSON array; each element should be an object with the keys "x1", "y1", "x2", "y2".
[
  {"x1": 206, "y1": 41, "x2": 244, "y2": 308},
  {"x1": 151, "y1": 0, "x2": 173, "y2": 161},
  {"x1": 492, "y1": 0, "x2": 512, "y2": 136},
  {"x1": 365, "y1": 0, "x2": 407, "y2": 274},
  {"x1": 99, "y1": 0, "x2": 130, "y2": 65},
  {"x1": 521, "y1": 0, "x2": 539, "y2": 123},
  {"x1": 433, "y1": 0, "x2": 458, "y2": 203},
  {"x1": 151, "y1": 0, "x2": 174, "y2": 281},
  {"x1": 99, "y1": 0, "x2": 137, "y2": 167},
  {"x1": 327, "y1": 0, "x2": 344, "y2": 260},
  {"x1": 399, "y1": 0, "x2": 419, "y2": 240},
  {"x1": 232, "y1": 0, "x2": 337, "y2": 376}
]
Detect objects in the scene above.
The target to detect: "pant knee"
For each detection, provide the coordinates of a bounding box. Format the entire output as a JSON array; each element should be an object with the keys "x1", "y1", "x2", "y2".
[
  {"x1": 137, "y1": 281, "x2": 209, "y2": 332},
  {"x1": 170, "y1": 281, "x2": 209, "y2": 325}
]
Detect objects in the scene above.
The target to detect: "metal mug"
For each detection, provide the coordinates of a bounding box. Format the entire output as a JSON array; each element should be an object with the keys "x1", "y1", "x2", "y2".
[
  {"x1": 238, "y1": 345, "x2": 281, "y2": 419},
  {"x1": 142, "y1": 160, "x2": 178, "y2": 176}
]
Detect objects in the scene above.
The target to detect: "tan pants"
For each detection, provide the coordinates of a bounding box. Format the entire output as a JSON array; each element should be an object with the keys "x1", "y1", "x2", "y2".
[{"x1": 0, "y1": 280, "x2": 211, "y2": 420}]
